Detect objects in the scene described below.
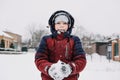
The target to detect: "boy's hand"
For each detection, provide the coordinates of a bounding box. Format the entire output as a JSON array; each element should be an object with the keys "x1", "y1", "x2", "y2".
[
  {"x1": 60, "y1": 61, "x2": 72, "y2": 77},
  {"x1": 48, "y1": 60, "x2": 72, "y2": 80},
  {"x1": 48, "y1": 62, "x2": 65, "y2": 80}
]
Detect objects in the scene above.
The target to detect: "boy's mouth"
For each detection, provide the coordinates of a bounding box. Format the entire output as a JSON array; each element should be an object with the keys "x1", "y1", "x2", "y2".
[
  {"x1": 57, "y1": 29, "x2": 66, "y2": 32},
  {"x1": 57, "y1": 29, "x2": 66, "y2": 34}
]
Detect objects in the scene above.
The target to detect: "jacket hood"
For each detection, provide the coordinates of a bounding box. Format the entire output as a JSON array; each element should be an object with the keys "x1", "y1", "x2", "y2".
[{"x1": 48, "y1": 10, "x2": 74, "y2": 37}]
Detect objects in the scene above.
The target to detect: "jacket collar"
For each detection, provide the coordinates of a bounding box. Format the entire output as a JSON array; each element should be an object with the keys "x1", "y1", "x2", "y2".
[{"x1": 56, "y1": 33, "x2": 65, "y2": 40}]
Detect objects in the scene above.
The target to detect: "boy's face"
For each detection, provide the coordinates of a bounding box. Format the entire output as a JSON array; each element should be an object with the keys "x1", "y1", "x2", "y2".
[{"x1": 55, "y1": 21, "x2": 68, "y2": 32}]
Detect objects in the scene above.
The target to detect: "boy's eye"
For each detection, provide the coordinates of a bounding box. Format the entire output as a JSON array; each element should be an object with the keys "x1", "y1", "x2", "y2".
[
  {"x1": 56, "y1": 22, "x2": 68, "y2": 25},
  {"x1": 63, "y1": 22, "x2": 67, "y2": 25},
  {"x1": 56, "y1": 22, "x2": 60, "y2": 24}
]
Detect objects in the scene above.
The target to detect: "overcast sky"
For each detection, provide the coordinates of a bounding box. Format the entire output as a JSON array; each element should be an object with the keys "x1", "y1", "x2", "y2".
[{"x1": 0, "y1": 0, "x2": 120, "y2": 40}]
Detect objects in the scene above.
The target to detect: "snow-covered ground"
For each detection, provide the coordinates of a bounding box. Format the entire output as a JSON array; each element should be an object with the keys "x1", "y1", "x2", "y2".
[
  {"x1": 0, "y1": 52, "x2": 120, "y2": 80},
  {"x1": 80, "y1": 53, "x2": 120, "y2": 80}
]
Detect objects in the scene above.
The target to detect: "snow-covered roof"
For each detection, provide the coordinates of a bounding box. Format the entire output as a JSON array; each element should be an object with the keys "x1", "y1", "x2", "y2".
[{"x1": 0, "y1": 31, "x2": 13, "y2": 39}]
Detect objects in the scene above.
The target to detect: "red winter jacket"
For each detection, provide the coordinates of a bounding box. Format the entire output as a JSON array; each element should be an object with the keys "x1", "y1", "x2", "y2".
[{"x1": 35, "y1": 34, "x2": 86, "y2": 80}]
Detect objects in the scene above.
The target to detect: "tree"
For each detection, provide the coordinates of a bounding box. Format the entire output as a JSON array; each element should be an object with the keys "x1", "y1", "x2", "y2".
[
  {"x1": 31, "y1": 29, "x2": 48, "y2": 48},
  {"x1": 0, "y1": 39, "x2": 5, "y2": 48},
  {"x1": 10, "y1": 43, "x2": 14, "y2": 49},
  {"x1": 26, "y1": 23, "x2": 49, "y2": 48}
]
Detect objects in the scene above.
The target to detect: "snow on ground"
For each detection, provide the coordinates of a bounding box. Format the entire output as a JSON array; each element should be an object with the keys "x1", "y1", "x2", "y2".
[
  {"x1": 0, "y1": 52, "x2": 120, "y2": 80},
  {"x1": 0, "y1": 52, "x2": 41, "y2": 80},
  {"x1": 80, "y1": 53, "x2": 120, "y2": 80}
]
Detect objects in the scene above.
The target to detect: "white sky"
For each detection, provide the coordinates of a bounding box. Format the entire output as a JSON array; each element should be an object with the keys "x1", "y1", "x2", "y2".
[{"x1": 0, "y1": 0, "x2": 120, "y2": 40}]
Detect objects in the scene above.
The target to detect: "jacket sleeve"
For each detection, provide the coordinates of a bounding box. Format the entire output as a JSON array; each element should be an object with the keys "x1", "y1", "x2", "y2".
[
  {"x1": 69, "y1": 36, "x2": 87, "y2": 75},
  {"x1": 35, "y1": 36, "x2": 52, "y2": 75}
]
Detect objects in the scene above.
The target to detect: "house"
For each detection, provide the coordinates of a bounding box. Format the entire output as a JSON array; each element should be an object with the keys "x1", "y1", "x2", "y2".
[
  {"x1": 0, "y1": 31, "x2": 22, "y2": 51},
  {"x1": 111, "y1": 39, "x2": 120, "y2": 61},
  {"x1": 91, "y1": 41, "x2": 109, "y2": 55},
  {"x1": 0, "y1": 32, "x2": 14, "y2": 48}
]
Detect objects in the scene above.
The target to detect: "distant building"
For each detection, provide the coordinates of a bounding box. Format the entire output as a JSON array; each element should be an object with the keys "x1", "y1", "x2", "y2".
[
  {"x1": 0, "y1": 31, "x2": 22, "y2": 51},
  {"x1": 111, "y1": 39, "x2": 120, "y2": 61},
  {"x1": 91, "y1": 41, "x2": 108, "y2": 55},
  {"x1": 91, "y1": 40, "x2": 120, "y2": 62},
  {"x1": 0, "y1": 32, "x2": 14, "y2": 48}
]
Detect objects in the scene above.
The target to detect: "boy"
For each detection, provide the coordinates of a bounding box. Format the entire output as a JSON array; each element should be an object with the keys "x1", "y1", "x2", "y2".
[{"x1": 35, "y1": 10, "x2": 86, "y2": 80}]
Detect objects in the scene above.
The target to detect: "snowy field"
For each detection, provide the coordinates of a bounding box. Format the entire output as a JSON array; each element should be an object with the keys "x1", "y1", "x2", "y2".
[{"x1": 0, "y1": 52, "x2": 120, "y2": 80}]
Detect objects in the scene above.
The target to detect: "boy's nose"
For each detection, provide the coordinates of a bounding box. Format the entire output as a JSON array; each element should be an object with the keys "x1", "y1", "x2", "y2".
[{"x1": 59, "y1": 24, "x2": 64, "y2": 27}]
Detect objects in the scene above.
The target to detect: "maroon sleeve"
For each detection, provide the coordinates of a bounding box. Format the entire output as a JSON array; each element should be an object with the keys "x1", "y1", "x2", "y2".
[
  {"x1": 69, "y1": 36, "x2": 87, "y2": 75},
  {"x1": 34, "y1": 36, "x2": 52, "y2": 75},
  {"x1": 69, "y1": 54, "x2": 86, "y2": 75}
]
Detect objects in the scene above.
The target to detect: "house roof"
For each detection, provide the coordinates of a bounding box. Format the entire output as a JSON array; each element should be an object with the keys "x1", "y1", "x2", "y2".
[
  {"x1": 4, "y1": 31, "x2": 21, "y2": 37},
  {"x1": 0, "y1": 31, "x2": 13, "y2": 39}
]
